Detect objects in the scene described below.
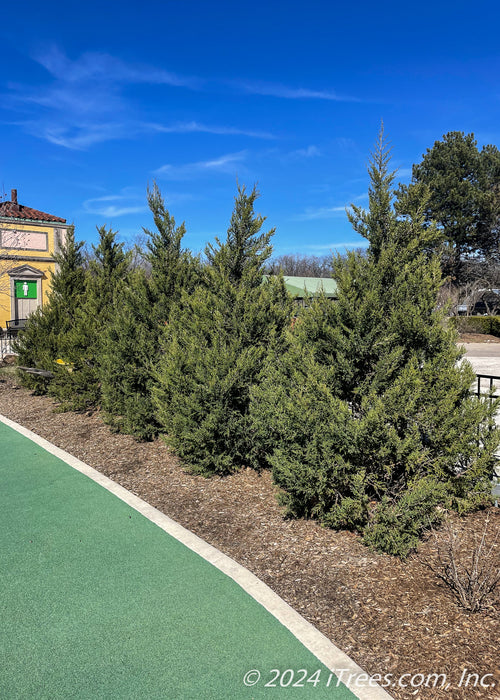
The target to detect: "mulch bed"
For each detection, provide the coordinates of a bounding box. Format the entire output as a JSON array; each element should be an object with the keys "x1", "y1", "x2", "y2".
[{"x1": 1, "y1": 368, "x2": 498, "y2": 699}]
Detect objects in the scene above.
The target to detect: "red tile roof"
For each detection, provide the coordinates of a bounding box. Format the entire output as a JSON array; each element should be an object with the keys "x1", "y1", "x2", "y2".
[{"x1": 0, "y1": 199, "x2": 66, "y2": 223}]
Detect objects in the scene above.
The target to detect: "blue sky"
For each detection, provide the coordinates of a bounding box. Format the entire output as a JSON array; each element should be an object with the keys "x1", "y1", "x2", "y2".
[{"x1": 1, "y1": 0, "x2": 499, "y2": 258}]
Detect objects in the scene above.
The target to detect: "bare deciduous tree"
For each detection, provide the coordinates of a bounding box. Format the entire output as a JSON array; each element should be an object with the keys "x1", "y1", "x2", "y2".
[
  {"x1": 439, "y1": 257, "x2": 500, "y2": 316},
  {"x1": 266, "y1": 253, "x2": 334, "y2": 277}
]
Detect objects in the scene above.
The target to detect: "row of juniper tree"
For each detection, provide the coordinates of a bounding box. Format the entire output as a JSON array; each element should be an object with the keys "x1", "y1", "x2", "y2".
[{"x1": 16, "y1": 132, "x2": 499, "y2": 557}]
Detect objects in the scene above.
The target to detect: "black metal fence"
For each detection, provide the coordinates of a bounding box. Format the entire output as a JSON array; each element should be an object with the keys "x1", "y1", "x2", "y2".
[{"x1": 475, "y1": 374, "x2": 500, "y2": 401}]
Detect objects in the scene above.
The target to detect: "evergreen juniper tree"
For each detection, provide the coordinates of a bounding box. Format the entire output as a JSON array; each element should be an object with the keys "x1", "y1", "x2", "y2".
[
  {"x1": 15, "y1": 226, "x2": 86, "y2": 394},
  {"x1": 100, "y1": 183, "x2": 199, "y2": 440},
  {"x1": 51, "y1": 225, "x2": 130, "y2": 411},
  {"x1": 411, "y1": 131, "x2": 500, "y2": 279},
  {"x1": 152, "y1": 184, "x2": 292, "y2": 474},
  {"x1": 250, "y1": 128, "x2": 499, "y2": 556}
]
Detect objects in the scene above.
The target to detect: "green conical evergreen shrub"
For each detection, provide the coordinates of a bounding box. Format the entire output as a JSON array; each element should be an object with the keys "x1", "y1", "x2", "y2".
[
  {"x1": 99, "y1": 183, "x2": 200, "y2": 440},
  {"x1": 250, "y1": 129, "x2": 499, "y2": 556},
  {"x1": 51, "y1": 225, "x2": 130, "y2": 411},
  {"x1": 15, "y1": 226, "x2": 86, "y2": 394},
  {"x1": 153, "y1": 184, "x2": 292, "y2": 474}
]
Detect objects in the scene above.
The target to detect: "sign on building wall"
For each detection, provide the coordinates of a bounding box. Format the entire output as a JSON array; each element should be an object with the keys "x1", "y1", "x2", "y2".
[
  {"x1": 14, "y1": 280, "x2": 37, "y2": 299},
  {"x1": 0, "y1": 229, "x2": 48, "y2": 251}
]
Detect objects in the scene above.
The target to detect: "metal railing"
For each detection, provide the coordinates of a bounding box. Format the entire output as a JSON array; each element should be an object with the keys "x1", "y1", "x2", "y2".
[
  {"x1": 0, "y1": 333, "x2": 16, "y2": 359},
  {"x1": 475, "y1": 374, "x2": 500, "y2": 401},
  {"x1": 472, "y1": 375, "x2": 500, "y2": 499}
]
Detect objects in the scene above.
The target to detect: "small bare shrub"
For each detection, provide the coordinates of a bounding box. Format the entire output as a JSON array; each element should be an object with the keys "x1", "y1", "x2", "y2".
[{"x1": 422, "y1": 514, "x2": 499, "y2": 613}]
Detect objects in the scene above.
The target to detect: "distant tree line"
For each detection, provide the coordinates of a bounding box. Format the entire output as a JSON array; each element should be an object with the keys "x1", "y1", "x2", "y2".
[
  {"x1": 15, "y1": 130, "x2": 499, "y2": 557},
  {"x1": 266, "y1": 250, "x2": 373, "y2": 277},
  {"x1": 266, "y1": 253, "x2": 333, "y2": 277}
]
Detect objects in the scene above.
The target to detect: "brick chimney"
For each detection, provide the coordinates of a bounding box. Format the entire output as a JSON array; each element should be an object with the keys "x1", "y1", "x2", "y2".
[{"x1": 11, "y1": 189, "x2": 17, "y2": 204}]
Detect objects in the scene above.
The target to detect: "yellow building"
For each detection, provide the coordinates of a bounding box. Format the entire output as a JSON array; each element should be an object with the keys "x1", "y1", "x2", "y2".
[{"x1": 0, "y1": 189, "x2": 69, "y2": 331}]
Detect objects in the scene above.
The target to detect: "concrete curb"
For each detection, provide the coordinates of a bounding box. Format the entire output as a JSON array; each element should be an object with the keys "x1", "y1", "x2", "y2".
[{"x1": 0, "y1": 413, "x2": 392, "y2": 700}]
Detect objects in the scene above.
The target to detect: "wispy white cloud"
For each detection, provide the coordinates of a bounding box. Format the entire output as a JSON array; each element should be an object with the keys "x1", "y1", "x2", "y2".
[
  {"x1": 236, "y1": 81, "x2": 362, "y2": 102},
  {"x1": 82, "y1": 187, "x2": 195, "y2": 219},
  {"x1": 4, "y1": 47, "x2": 274, "y2": 149},
  {"x1": 295, "y1": 191, "x2": 369, "y2": 220},
  {"x1": 4, "y1": 50, "x2": 130, "y2": 150},
  {"x1": 295, "y1": 205, "x2": 351, "y2": 221},
  {"x1": 15, "y1": 116, "x2": 270, "y2": 151},
  {"x1": 334, "y1": 137, "x2": 359, "y2": 151},
  {"x1": 154, "y1": 151, "x2": 247, "y2": 179},
  {"x1": 147, "y1": 120, "x2": 275, "y2": 139},
  {"x1": 35, "y1": 45, "x2": 201, "y2": 89},
  {"x1": 5, "y1": 45, "x2": 363, "y2": 150},
  {"x1": 25, "y1": 122, "x2": 131, "y2": 150},
  {"x1": 37, "y1": 46, "x2": 364, "y2": 105},
  {"x1": 7, "y1": 46, "x2": 199, "y2": 122},
  {"x1": 289, "y1": 145, "x2": 321, "y2": 158},
  {"x1": 83, "y1": 194, "x2": 149, "y2": 217},
  {"x1": 5, "y1": 44, "x2": 366, "y2": 153}
]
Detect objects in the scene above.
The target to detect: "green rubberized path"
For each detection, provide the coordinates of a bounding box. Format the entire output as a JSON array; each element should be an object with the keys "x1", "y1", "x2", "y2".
[{"x1": 0, "y1": 421, "x2": 357, "y2": 699}]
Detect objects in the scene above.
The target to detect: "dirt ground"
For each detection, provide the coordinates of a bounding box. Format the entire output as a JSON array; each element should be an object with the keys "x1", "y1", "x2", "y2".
[
  {"x1": 458, "y1": 332, "x2": 500, "y2": 344},
  {"x1": 0, "y1": 366, "x2": 498, "y2": 700}
]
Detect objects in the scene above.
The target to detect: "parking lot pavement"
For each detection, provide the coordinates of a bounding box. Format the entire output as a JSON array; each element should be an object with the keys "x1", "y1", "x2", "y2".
[{"x1": 460, "y1": 342, "x2": 500, "y2": 377}]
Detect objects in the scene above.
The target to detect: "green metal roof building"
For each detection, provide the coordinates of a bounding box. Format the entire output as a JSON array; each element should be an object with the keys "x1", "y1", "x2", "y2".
[{"x1": 282, "y1": 276, "x2": 337, "y2": 299}]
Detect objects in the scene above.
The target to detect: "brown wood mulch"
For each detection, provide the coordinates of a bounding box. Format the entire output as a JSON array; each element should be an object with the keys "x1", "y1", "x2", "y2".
[{"x1": 0, "y1": 368, "x2": 498, "y2": 700}]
